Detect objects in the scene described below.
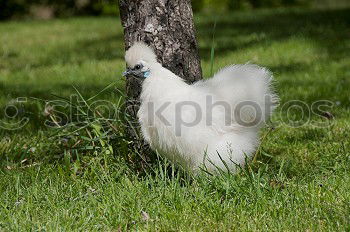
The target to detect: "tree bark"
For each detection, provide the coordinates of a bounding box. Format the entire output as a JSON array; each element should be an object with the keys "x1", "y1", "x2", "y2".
[
  {"x1": 119, "y1": 0, "x2": 202, "y2": 83},
  {"x1": 118, "y1": 0, "x2": 202, "y2": 155}
]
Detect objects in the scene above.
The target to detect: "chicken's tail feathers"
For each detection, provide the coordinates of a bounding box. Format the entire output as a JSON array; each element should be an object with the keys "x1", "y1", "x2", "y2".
[{"x1": 196, "y1": 64, "x2": 279, "y2": 128}]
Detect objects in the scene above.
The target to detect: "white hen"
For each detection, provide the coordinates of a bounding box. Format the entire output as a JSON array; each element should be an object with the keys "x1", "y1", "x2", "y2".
[{"x1": 123, "y1": 42, "x2": 278, "y2": 173}]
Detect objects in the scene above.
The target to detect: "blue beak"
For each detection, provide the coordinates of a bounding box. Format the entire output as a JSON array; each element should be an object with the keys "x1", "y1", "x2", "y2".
[{"x1": 123, "y1": 68, "x2": 132, "y2": 77}]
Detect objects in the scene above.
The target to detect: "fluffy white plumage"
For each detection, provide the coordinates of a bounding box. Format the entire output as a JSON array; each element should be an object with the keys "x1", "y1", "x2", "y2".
[{"x1": 124, "y1": 42, "x2": 278, "y2": 173}]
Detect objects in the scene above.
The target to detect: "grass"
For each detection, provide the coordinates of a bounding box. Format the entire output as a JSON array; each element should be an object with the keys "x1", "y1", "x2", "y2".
[{"x1": 1, "y1": 7, "x2": 350, "y2": 231}]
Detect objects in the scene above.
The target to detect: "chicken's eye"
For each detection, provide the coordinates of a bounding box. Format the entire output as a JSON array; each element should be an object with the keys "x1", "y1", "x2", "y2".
[{"x1": 135, "y1": 64, "x2": 141, "y2": 70}]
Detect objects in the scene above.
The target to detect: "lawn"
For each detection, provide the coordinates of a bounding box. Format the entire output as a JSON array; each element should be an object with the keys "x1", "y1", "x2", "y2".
[{"x1": 0, "y1": 7, "x2": 350, "y2": 231}]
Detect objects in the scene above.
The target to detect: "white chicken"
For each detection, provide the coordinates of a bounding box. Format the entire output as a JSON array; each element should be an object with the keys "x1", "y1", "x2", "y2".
[{"x1": 123, "y1": 42, "x2": 278, "y2": 173}]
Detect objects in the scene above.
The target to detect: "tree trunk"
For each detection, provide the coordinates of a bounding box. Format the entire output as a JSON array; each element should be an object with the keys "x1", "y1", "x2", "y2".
[{"x1": 118, "y1": 0, "x2": 202, "y2": 156}]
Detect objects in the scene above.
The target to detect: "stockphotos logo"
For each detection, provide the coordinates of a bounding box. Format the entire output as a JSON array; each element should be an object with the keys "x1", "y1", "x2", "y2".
[{"x1": 0, "y1": 95, "x2": 335, "y2": 135}]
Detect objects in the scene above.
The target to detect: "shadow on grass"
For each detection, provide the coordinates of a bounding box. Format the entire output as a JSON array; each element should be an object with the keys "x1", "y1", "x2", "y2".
[
  {"x1": 0, "y1": 82, "x2": 124, "y2": 132},
  {"x1": 197, "y1": 8, "x2": 350, "y2": 61}
]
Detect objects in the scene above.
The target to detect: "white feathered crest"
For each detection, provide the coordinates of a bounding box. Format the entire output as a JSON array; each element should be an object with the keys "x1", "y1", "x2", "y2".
[{"x1": 125, "y1": 42, "x2": 157, "y2": 68}]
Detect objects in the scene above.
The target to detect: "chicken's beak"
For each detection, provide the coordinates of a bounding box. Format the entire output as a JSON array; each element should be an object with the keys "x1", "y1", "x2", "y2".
[{"x1": 123, "y1": 68, "x2": 132, "y2": 77}]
